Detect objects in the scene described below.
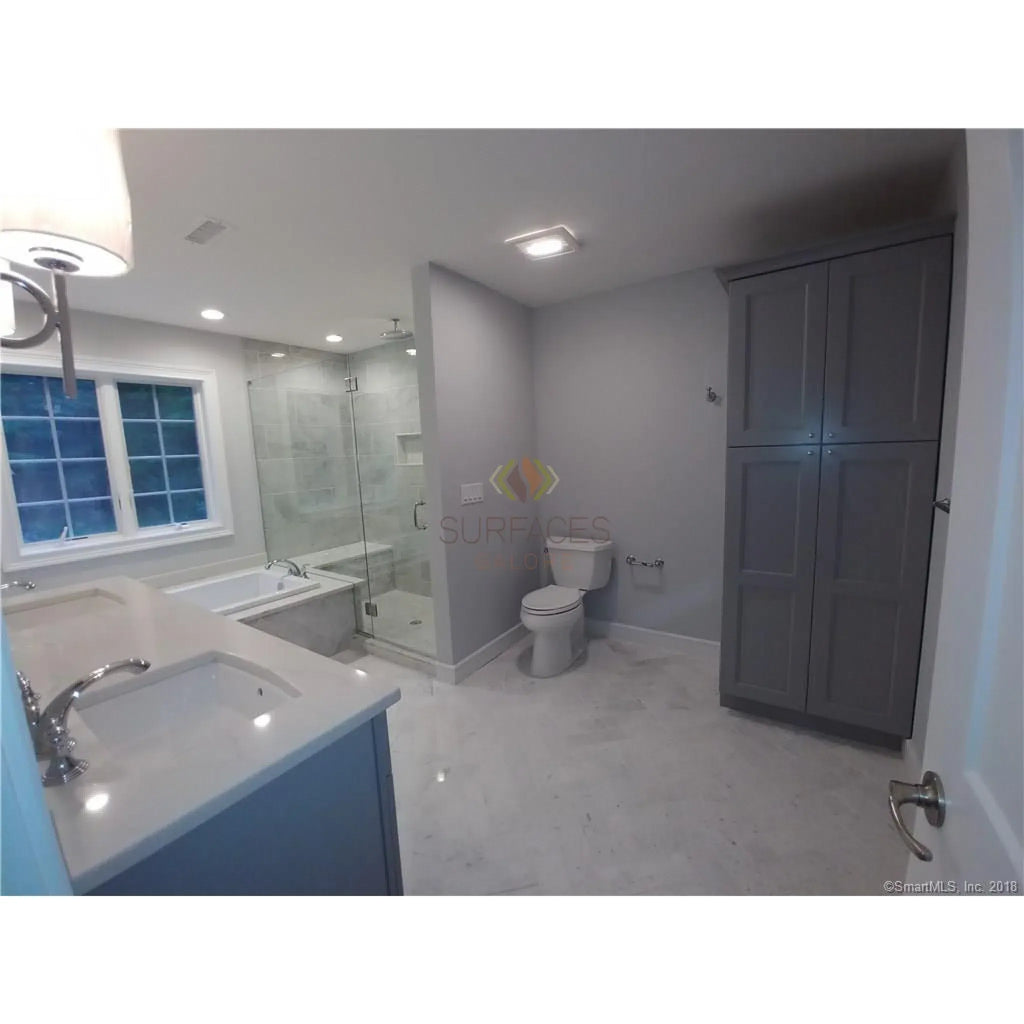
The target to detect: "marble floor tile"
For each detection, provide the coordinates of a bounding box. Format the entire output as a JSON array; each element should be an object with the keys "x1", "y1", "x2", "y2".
[{"x1": 362, "y1": 634, "x2": 909, "y2": 895}]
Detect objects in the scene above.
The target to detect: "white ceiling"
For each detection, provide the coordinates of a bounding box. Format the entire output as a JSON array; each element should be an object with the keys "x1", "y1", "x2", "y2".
[{"x1": 55, "y1": 129, "x2": 960, "y2": 352}]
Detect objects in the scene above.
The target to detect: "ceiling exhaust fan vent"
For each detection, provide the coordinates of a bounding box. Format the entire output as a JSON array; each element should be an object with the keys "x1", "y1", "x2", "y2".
[{"x1": 184, "y1": 218, "x2": 228, "y2": 245}]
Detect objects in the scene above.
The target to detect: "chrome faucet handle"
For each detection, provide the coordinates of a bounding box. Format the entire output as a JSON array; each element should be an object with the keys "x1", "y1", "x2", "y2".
[{"x1": 39, "y1": 657, "x2": 151, "y2": 788}]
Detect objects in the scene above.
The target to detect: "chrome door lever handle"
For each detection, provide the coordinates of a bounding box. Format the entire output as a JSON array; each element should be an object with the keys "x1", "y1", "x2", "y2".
[{"x1": 888, "y1": 770, "x2": 945, "y2": 862}]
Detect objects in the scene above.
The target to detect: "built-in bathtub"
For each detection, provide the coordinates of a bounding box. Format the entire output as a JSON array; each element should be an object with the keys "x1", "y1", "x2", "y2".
[
  {"x1": 166, "y1": 567, "x2": 319, "y2": 616},
  {"x1": 165, "y1": 566, "x2": 356, "y2": 657}
]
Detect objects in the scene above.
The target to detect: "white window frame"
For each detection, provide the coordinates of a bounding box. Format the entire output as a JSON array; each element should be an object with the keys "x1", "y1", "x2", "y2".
[{"x1": 0, "y1": 351, "x2": 234, "y2": 571}]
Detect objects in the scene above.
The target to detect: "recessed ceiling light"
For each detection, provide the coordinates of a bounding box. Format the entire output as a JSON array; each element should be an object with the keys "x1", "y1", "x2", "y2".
[
  {"x1": 505, "y1": 224, "x2": 579, "y2": 261},
  {"x1": 270, "y1": 351, "x2": 286, "y2": 358},
  {"x1": 406, "y1": 348, "x2": 416, "y2": 356},
  {"x1": 253, "y1": 713, "x2": 271, "y2": 728},
  {"x1": 325, "y1": 334, "x2": 343, "y2": 343},
  {"x1": 200, "y1": 308, "x2": 224, "y2": 320}
]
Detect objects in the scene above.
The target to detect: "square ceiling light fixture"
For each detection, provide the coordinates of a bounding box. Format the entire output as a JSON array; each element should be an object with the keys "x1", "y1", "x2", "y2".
[{"x1": 505, "y1": 224, "x2": 579, "y2": 261}]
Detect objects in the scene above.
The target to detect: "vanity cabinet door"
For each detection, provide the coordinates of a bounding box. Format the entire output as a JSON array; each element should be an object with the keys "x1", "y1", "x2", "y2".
[
  {"x1": 805, "y1": 441, "x2": 939, "y2": 735},
  {"x1": 727, "y1": 263, "x2": 828, "y2": 446},
  {"x1": 822, "y1": 237, "x2": 952, "y2": 444},
  {"x1": 720, "y1": 445, "x2": 821, "y2": 710}
]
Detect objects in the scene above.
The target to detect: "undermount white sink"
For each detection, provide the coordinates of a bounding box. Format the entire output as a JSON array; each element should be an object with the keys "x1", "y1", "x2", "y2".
[{"x1": 76, "y1": 652, "x2": 301, "y2": 753}]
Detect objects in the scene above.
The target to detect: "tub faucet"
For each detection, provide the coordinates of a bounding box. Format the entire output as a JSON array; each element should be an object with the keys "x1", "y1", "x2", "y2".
[
  {"x1": 265, "y1": 559, "x2": 308, "y2": 578},
  {"x1": 38, "y1": 658, "x2": 151, "y2": 787}
]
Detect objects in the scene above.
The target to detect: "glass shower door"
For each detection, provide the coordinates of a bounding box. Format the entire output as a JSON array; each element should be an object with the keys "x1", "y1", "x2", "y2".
[{"x1": 347, "y1": 339, "x2": 435, "y2": 658}]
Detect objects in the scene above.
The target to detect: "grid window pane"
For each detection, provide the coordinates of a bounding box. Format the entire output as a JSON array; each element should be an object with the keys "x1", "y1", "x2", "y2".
[
  {"x1": 69, "y1": 498, "x2": 116, "y2": 536},
  {"x1": 135, "y1": 492, "x2": 172, "y2": 527},
  {"x1": 123, "y1": 420, "x2": 161, "y2": 457},
  {"x1": 161, "y1": 420, "x2": 199, "y2": 455},
  {"x1": 129, "y1": 457, "x2": 166, "y2": 493},
  {"x1": 55, "y1": 419, "x2": 105, "y2": 459},
  {"x1": 166, "y1": 456, "x2": 202, "y2": 490},
  {"x1": 117, "y1": 381, "x2": 208, "y2": 526},
  {"x1": 1, "y1": 374, "x2": 47, "y2": 416},
  {"x1": 118, "y1": 382, "x2": 156, "y2": 419},
  {"x1": 63, "y1": 459, "x2": 113, "y2": 499},
  {"x1": 11, "y1": 462, "x2": 63, "y2": 503},
  {"x1": 19, "y1": 503, "x2": 68, "y2": 542},
  {"x1": 3, "y1": 418, "x2": 56, "y2": 460},
  {"x1": 47, "y1": 377, "x2": 99, "y2": 418},
  {"x1": 171, "y1": 489, "x2": 207, "y2": 522},
  {"x1": 2, "y1": 373, "x2": 117, "y2": 544},
  {"x1": 155, "y1": 385, "x2": 196, "y2": 420}
]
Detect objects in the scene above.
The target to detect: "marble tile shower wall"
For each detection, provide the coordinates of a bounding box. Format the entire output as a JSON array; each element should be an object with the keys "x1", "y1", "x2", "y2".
[
  {"x1": 245, "y1": 341, "x2": 362, "y2": 560},
  {"x1": 347, "y1": 340, "x2": 431, "y2": 598}
]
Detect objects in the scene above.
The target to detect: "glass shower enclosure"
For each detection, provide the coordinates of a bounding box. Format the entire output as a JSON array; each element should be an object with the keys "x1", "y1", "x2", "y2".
[{"x1": 245, "y1": 337, "x2": 434, "y2": 659}]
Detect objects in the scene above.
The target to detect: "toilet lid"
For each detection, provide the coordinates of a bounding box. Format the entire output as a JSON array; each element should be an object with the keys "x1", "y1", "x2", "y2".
[{"x1": 522, "y1": 585, "x2": 582, "y2": 614}]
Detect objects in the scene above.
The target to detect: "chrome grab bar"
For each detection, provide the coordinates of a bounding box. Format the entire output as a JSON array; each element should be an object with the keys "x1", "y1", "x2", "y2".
[
  {"x1": 413, "y1": 499, "x2": 427, "y2": 530},
  {"x1": 625, "y1": 555, "x2": 665, "y2": 569}
]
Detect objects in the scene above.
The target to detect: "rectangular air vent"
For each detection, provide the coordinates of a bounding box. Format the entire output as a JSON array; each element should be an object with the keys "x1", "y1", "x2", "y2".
[{"x1": 184, "y1": 218, "x2": 228, "y2": 245}]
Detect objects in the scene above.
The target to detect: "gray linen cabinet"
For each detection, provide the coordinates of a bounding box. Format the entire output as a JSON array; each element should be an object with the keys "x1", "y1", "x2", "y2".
[{"x1": 718, "y1": 222, "x2": 953, "y2": 743}]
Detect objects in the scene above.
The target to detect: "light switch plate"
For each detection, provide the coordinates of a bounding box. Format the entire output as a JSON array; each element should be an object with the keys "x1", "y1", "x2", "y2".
[{"x1": 460, "y1": 483, "x2": 484, "y2": 505}]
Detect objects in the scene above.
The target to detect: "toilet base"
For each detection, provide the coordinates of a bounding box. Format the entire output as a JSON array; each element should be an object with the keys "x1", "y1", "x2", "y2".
[{"x1": 522, "y1": 612, "x2": 586, "y2": 678}]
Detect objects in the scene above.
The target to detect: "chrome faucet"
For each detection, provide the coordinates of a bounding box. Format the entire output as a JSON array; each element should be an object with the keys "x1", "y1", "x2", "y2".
[
  {"x1": 0, "y1": 579, "x2": 36, "y2": 592},
  {"x1": 265, "y1": 558, "x2": 308, "y2": 578},
  {"x1": 37, "y1": 658, "x2": 151, "y2": 787}
]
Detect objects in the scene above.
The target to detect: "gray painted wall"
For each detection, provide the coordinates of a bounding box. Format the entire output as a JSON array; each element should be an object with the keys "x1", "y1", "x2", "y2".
[
  {"x1": 533, "y1": 269, "x2": 728, "y2": 641},
  {"x1": 413, "y1": 263, "x2": 538, "y2": 665},
  {"x1": 4, "y1": 309, "x2": 266, "y2": 590}
]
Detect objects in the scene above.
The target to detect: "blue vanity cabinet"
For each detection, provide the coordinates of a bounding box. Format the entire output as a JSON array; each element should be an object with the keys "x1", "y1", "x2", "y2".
[{"x1": 88, "y1": 713, "x2": 403, "y2": 896}]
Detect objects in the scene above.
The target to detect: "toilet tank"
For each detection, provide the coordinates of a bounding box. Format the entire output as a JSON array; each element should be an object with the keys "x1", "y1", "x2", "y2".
[{"x1": 546, "y1": 536, "x2": 614, "y2": 590}]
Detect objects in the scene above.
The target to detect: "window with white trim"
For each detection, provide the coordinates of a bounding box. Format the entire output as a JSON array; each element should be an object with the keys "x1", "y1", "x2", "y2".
[{"x1": 0, "y1": 358, "x2": 233, "y2": 570}]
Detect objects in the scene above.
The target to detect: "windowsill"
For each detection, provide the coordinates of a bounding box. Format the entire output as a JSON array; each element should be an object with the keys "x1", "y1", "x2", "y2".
[{"x1": 2, "y1": 522, "x2": 235, "y2": 571}]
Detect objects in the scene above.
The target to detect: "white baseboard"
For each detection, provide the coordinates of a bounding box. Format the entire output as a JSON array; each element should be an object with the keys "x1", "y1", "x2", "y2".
[
  {"x1": 586, "y1": 618, "x2": 720, "y2": 656},
  {"x1": 434, "y1": 622, "x2": 528, "y2": 684}
]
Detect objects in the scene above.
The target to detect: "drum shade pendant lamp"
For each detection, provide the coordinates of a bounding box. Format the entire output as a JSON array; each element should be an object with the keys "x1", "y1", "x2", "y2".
[{"x1": 0, "y1": 129, "x2": 134, "y2": 397}]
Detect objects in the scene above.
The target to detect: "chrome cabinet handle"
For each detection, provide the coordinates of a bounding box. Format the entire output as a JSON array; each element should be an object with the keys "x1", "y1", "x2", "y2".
[
  {"x1": 412, "y1": 499, "x2": 427, "y2": 531},
  {"x1": 888, "y1": 770, "x2": 946, "y2": 862}
]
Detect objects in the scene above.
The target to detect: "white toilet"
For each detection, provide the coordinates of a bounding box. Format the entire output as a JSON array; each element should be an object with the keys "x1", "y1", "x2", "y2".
[{"x1": 520, "y1": 535, "x2": 614, "y2": 677}]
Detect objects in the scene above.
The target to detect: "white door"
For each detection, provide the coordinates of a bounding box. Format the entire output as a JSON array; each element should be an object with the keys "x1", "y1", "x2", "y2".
[{"x1": 894, "y1": 130, "x2": 1023, "y2": 890}]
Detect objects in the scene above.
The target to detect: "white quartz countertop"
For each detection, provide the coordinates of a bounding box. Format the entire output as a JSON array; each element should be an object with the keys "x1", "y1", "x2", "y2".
[{"x1": 3, "y1": 576, "x2": 401, "y2": 893}]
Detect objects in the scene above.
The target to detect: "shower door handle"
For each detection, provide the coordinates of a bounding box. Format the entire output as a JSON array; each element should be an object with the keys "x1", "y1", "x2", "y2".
[{"x1": 413, "y1": 500, "x2": 427, "y2": 530}]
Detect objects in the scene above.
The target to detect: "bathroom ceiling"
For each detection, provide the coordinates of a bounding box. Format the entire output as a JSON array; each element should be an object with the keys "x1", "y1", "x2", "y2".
[{"x1": 54, "y1": 129, "x2": 960, "y2": 351}]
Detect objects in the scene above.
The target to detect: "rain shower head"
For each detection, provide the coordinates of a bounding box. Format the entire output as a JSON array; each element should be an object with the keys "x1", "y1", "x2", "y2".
[{"x1": 380, "y1": 317, "x2": 413, "y2": 341}]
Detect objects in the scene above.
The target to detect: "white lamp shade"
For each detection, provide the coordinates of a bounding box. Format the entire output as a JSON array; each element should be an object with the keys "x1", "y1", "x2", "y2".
[
  {"x1": 0, "y1": 129, "x2": 133, "y2": 277},
  {"x1": 0, "y1": 259, "x2": 15, "y2": 338}
]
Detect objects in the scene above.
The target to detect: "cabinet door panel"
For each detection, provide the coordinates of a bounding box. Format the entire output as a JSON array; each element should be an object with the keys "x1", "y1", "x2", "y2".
[
  {"x1": 720, "y1": 446, "x2": 820, "y2": 709},
  {"x1": 823, "y1": 237, "x2": 951, "y2": 443},
  {"x1": 806, "y1": 442, "x2": 939, "y2": 735},
  {"x1": 727, "y1": 264, "x2": 828, "y2": 446}
]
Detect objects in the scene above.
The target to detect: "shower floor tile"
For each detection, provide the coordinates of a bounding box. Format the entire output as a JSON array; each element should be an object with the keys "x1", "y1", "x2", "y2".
[{"x1": 366, "y1": 588, "x2": 436, "y2": 657}]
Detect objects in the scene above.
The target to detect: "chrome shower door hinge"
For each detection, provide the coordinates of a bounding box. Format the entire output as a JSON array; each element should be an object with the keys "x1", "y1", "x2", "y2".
[
  {"x1": 345, "y1": 376, "x2": 359, "y2": 393},
  {"x1": 364, "y1": 601, "x2": 378, "y2": 617}
]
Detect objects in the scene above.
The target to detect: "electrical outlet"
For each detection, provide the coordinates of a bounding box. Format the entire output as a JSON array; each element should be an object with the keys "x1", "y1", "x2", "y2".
[{"x1": 461, "y1": 483, "x2": 484, "y2": 505}]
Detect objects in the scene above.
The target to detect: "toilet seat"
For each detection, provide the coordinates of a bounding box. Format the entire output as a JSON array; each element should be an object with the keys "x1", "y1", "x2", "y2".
[{"x1": 521, "y1": 585, "x2": 582, "y2": 615}]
